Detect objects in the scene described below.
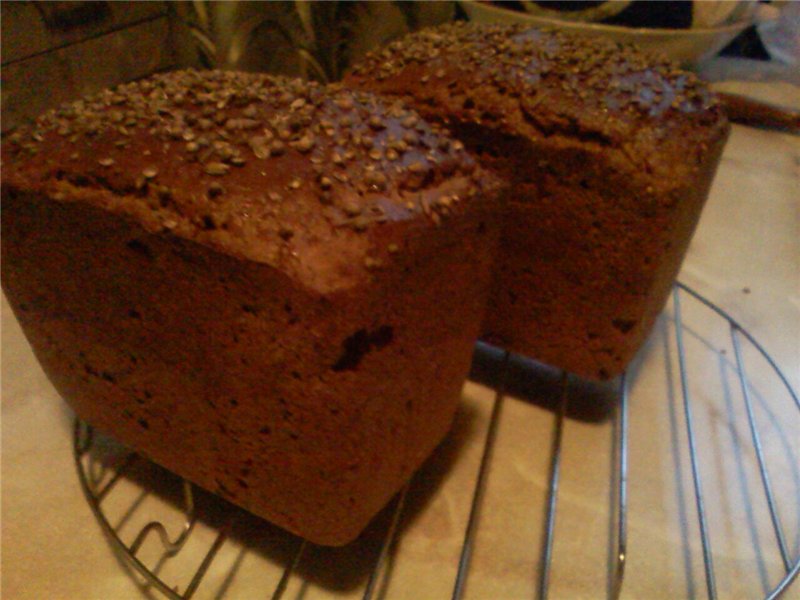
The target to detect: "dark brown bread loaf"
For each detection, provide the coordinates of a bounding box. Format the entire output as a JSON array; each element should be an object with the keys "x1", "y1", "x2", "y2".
[
  {"x1": 1, "y1": 70, "x2": 500, "y2": 545},
  {"x1": 346, "y1": 22, "x2": 730, "y2": 380}
]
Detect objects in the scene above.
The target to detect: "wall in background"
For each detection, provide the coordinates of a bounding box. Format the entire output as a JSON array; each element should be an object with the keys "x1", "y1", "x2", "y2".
[
  {"x1": 1, "y1": 1, "x2": 455, "y2": 131},
  {"x1": 1, "y1": 2, "x2": 180, "y2": 130}
]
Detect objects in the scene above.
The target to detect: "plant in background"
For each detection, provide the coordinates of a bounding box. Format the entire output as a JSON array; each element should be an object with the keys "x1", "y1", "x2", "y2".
[{"x1": 171, "y1": 1, "x2": 454, "y2": 82}]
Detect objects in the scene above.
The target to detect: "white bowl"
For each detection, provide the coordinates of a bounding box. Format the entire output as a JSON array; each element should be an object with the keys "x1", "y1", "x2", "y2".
[{"x1": 459, "y1": 0, "x2": 756, "y2": 67}]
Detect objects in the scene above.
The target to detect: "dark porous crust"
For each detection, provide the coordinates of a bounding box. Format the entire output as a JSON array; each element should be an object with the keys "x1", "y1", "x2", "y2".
[
  {"x1": 347, "y1": 22, "x2": 730, "y2": 379},
  {"x1": 1, "y1": 70, "x2": 500, "y2": 545}
]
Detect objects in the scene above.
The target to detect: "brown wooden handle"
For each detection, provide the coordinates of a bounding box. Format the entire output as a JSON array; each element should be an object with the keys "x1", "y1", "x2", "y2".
[{"x1": 718, "y1": 91, "x2": 800, "y2": 134}]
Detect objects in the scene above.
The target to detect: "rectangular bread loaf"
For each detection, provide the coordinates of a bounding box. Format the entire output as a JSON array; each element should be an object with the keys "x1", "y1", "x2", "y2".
[
  {"x1": 346, "y1": 23, "x2": 730, "y2": 379},
  {"x1": 1, "y1": 70, "x2": 500, "y2": 545}
]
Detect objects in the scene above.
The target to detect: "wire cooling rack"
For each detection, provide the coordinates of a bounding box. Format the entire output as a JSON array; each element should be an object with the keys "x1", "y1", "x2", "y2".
[{"x1": 73, "y1": 282, "x2": 800, "y2": 599}]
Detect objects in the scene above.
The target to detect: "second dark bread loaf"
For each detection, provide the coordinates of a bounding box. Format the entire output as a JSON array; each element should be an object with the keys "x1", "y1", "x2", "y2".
[{"x1": 347, "y1": 22, "x2": 730, "y2": 380}]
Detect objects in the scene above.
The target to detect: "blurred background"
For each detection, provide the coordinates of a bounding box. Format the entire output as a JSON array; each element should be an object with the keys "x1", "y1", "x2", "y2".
[
  {"x1": 1, "y1": 1, "x2": 454, "y2": 131},
  {"x1": 2, "y1": 0, "x2": 798, "y2": 132}
]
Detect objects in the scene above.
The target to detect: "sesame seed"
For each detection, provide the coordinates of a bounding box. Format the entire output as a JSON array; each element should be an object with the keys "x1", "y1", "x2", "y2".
[
  {"x1": 293, "y1": 135, "x2": 315, "y2": 153},
  {"x1": 249, "y1": 136, "x2": 270, "y2": 159},
  {"x1": 402, "y1": 131, "x2": 418, "y2": 145},
  {"x1": 342, "y1": 199, "x2": 361, "y2": 216},
  {"x1": 335, "y1": 96, "x2": 354, "y2": 110},
  {"x1": 205, "y1": 162, "x2": 229, "y2": 176},
  {"x1": 368, "y1": 116, "x2": 386, "y2": 130}
]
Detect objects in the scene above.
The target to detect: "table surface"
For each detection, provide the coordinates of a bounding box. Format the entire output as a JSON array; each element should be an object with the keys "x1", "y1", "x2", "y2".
[{"x1": 2, "y1": 80, "x2": 799, "y2": 600}]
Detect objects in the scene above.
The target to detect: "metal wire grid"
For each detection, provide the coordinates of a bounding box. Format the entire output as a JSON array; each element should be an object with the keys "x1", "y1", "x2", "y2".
[{"x1": 73, "y1": 282, "x2": 800, "y2": 599}]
